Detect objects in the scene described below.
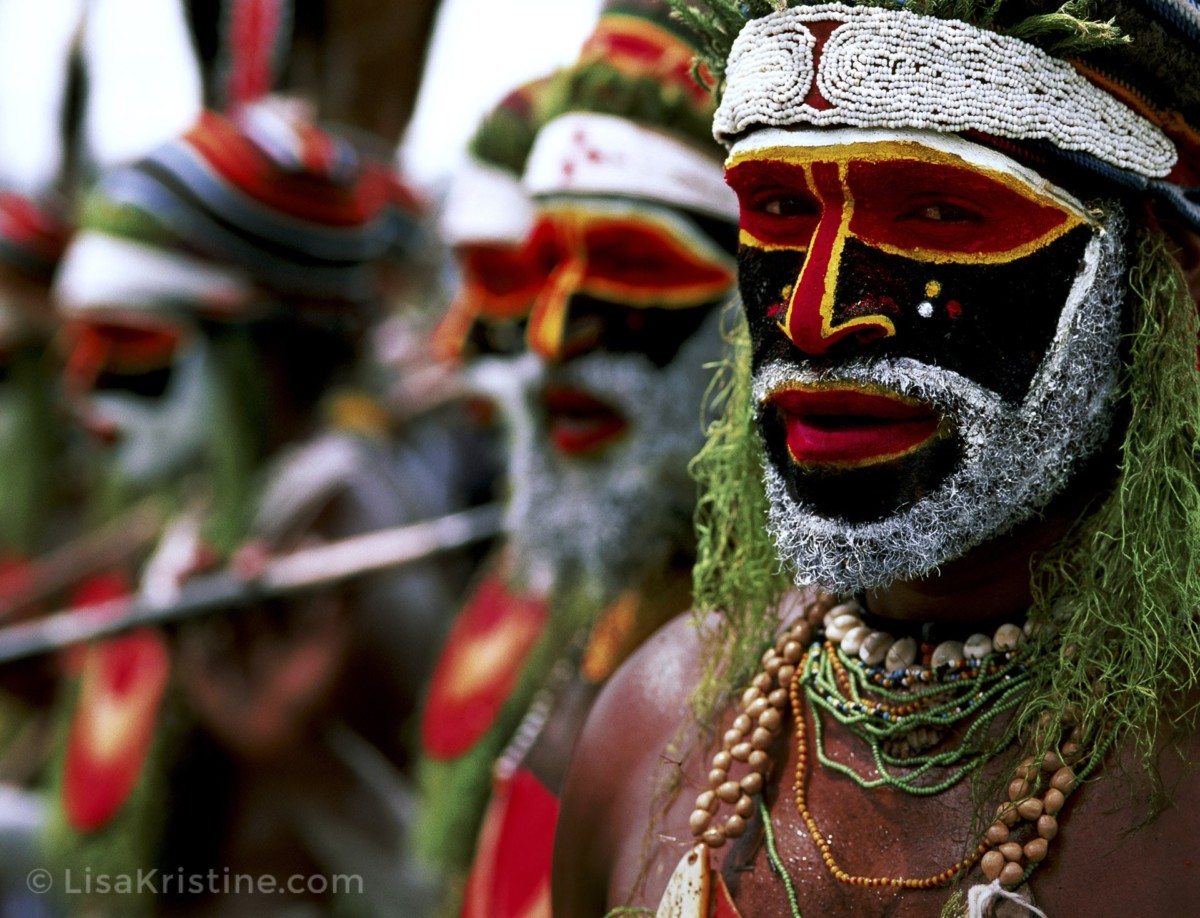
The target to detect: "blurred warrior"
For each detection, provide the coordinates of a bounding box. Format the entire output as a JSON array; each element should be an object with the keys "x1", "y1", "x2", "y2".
[
  {"x1": 47, "y1": 99, "x2": 479, "y2": 914},
  {"x1": 415, "y1": 2, "x2": 740, "y2": 914}
]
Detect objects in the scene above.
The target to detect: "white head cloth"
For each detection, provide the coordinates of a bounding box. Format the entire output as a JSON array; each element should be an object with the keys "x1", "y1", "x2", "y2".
[
  {"x1": 440, "y1": 155, "x2": 535, "y2": 248},
  {"x1": 524, "y1": 112, "x2": 739, "y2": 221},
  {"x1": 714, "y1": 3, "x2": 1177, "y2": 178},
  {"x1": 55, "y1": 232, "x2": 254, "y2": 321}
]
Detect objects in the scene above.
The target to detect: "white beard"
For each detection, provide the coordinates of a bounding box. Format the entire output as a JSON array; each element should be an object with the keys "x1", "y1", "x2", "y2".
[
  {"x1": 755, "y1": 215, "x2": 1126, "y2": 594},
  {"x1": 92, "y1": 339, "x2": 214, "y2": 487},
  {"x1": 504, "y1": 309, "x2": 724, "y2": 589}
]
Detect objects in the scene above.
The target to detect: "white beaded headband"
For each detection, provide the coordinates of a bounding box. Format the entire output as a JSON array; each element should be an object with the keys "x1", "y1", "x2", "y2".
[
  {"x1": 524, "y1": 112, "x2": 740, "y2": 222},
  {"x1": 440, "y1": 156, "x2": 534, "y2": 247},
  {"x1": 714, "y1": 3, "x2": 1178, "y2": 179}
]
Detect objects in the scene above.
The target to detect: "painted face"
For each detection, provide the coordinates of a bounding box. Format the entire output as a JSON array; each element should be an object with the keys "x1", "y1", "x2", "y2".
[
  {"x1": 725, "y1": 129, "x2": 1125, "y2": 591},
  {"x1": 432, "y1": 242, "x2": 544, "y2": 363},
  {"x1": 504, "y1": 197, "x2": 736, "y2": 584},
  {"x1": 522, "y1": 198, "x2": 735, "y2": 456},
  {"x1": 63, "y1": 317, "x2": 213, "y2": 486}
]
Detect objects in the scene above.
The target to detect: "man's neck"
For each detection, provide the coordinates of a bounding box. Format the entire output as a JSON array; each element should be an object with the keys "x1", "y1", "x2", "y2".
[
  {"x1": 863, "y1": 452, "x2": 1118, "y2": 625},
  {"x1": 863, "y1": 513, "x2": 1070, "y2": 624}
]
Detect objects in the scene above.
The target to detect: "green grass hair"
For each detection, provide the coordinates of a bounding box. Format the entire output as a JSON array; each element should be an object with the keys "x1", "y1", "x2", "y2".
[
  {"x1": 548, "y1": 60, "x2": 717, "y2": 152},
  {"x1": 1006, "y1": 225, "x2": 1200, "y2": 810},
  {"x1": 688, "y1": 303, "x2": 790, "y2": 724},
  {"x1": 0, "y1": 348, "x2": 63, "y2": 555},
  {"x1": 203, "y1": 326, "x2": 269, "y2": 555}
]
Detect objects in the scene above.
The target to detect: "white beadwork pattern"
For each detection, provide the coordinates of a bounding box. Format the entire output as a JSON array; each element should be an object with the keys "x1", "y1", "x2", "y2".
[{"x1": 714, "y1": 3, "x2": 1177, "y2": 179}]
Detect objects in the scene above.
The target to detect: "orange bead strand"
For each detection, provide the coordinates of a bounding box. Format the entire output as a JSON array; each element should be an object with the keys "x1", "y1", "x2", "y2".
[{"x1": 788, "y1": 670, "x2": 988, "y2": 889}]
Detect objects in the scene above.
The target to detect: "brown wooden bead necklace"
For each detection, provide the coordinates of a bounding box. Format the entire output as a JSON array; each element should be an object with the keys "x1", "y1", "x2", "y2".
[{"x1": 687, "y1": 592, "x2": 1103, "y2": 904}]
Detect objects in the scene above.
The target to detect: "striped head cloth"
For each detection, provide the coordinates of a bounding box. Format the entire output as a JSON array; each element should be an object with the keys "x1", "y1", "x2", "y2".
[{"x1": 56, "y1": 96, "x2": 403, "y2": 326}]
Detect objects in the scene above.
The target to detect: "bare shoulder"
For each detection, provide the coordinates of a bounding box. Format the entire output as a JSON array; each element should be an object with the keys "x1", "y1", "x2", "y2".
[
  {"x1": 591, "y1": 609, "x2": 712, "y2": 744},
  {"x1": 553, "y1": 610, "x2": 712, "y2": 916}
]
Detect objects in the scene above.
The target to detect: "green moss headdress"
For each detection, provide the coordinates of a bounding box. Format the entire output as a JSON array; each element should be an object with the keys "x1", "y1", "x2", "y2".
[{"x1": 523, "y1": 0, "x2": 738, "y2": 221}]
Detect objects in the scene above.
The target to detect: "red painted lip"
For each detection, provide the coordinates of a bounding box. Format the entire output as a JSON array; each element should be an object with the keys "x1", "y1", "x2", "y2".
[
  {"x1": 767, "y1": 387, "x2": 942, "y2": 466},
  {"x1": 542, "y1": 385, "x2": 628, "y2": 456}
]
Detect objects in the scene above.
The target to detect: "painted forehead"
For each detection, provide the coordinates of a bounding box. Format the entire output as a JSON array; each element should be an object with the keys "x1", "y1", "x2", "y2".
[
  {"x1": 726, "y1": 129, "x2": 1096, "y2": 262},
  {"x1": 534, "y1": 196, "x2": 734, "y2": 266}
]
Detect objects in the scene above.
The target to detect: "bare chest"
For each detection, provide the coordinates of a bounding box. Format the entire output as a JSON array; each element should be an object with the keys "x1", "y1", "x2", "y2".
[{"x1": 621, "y1": 728, "x2": 1200, "y2": 917}]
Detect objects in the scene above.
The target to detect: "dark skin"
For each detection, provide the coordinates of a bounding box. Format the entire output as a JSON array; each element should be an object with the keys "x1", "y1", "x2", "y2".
[
  {"x1": 554, "y1": 218, "x2": 1200, "y2": 914},
  {"x1": 554, "y1": 543, "x2": 1200, "y2": 916},
  {"x1": 519, "y1": 562, "x2": 694, "y2": 796}
]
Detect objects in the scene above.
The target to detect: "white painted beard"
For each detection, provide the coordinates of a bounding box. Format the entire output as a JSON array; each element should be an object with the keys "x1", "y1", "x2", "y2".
[
  {"x1": 93, "y1": 340, "x2": 214, "y2": 487},
  {"x1": 754, "y1": 217, "x2": 1126, "y2": 594},
  {"x1": 504, "y1": 309, "x2": 724, "y2": 589}
]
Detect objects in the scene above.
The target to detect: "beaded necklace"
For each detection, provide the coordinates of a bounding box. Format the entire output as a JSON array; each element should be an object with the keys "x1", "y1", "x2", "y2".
[{"x1": 687, "y1": 592, "x2": 1111, "y2": 914}]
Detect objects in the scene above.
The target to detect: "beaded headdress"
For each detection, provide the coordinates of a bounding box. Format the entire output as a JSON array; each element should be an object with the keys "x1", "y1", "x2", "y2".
[{"x1": 675, "y1": 0, "x2": 1200, "y2": 229}]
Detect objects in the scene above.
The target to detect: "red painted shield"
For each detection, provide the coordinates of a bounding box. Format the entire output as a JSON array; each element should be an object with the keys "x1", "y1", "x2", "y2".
[
  {"x1": 421, "y1": 572, "x2": 548, "y2": 760},
  {"x1": 62, "y1": 627, "x2": 170, "y2": 832}
]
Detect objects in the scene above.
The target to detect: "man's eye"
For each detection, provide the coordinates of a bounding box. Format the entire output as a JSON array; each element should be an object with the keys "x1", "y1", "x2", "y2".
[
  {"x1": 759, "y1": 195, "x2": 815, "y2": 217},
  {"x1": 903, "y1": 202, "x2": 982, "y2": 223}
]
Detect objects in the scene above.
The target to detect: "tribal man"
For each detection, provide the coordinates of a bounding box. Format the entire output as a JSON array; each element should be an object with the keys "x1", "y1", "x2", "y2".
[
  {"x1": 415, "y1": 2, "x2": 742, "y2": 913},
  {"x1": 556, "y1": 0, "x2": 1200, "y2": 915}
]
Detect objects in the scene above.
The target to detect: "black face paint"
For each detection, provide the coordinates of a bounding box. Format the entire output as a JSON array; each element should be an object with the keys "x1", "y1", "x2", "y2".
[{"x1": 740, "y1": 223, "x2": 1095, "y2": 403}]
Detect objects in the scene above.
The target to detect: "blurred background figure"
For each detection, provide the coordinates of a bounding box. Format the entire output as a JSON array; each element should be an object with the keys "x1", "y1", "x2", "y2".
[
  {"x1": 44, "y1": 97, "x2": 496, "y2": 915},
  {"x1": 0, "y1": 192, "x2": 75, "y2": 568},
  {"x1": 0, "y1": 190, "x2": 78, "y2": 918},
  {"x1": 414, "y1": 1, "x2": 738, "y2": 914},
  {"x1": 0, "y1": 0, "x2": 621, "y2": 914}
]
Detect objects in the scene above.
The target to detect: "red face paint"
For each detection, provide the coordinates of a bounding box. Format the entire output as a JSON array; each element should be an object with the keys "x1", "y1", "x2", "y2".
[
  {"x1": 727, "y1": 138, "x2": 1096, "y2": 488},
  {"x1": 728, "y1": 145, "x2": 1083, "y2": 262},
  {"x1": 62, "y1": 319, "x2": 186, "y2": 395},
  {"x1": 525, "y1": 203, "x2": 734, "y2": 360},
  {"x1": 432, "y1": 242, "x2": 545, "y2": 361}
]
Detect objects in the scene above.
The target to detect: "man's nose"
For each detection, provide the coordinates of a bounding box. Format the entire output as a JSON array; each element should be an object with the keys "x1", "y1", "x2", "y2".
[
  {"x1": 780, "y1": 162, "x2": 895, "y2": 356},
  {"x1": 61, "y1": 328, "x2": 107, "y2": 398},
  {"x1": 527, "y1": 254, "x2": 601, "y2": 362}
]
